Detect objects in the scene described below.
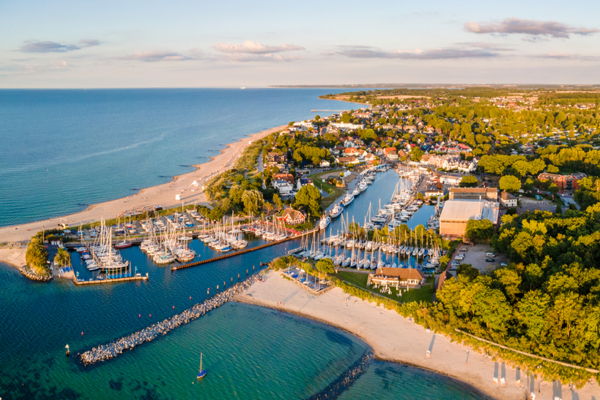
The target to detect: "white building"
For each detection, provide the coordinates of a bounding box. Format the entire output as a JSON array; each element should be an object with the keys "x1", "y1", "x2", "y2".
[
  {"x1": 273, "y1": 180, "x2": 295, "y2": 196},
  {"x1": 500, "y1": 191, "x2": 517, "y2": 207},
  {"x1": 330, "y1": 122, "x2": 364, "y2": 131},
  {"x1": 439, "y1": 199, "x2": 499, "y2": 237}
]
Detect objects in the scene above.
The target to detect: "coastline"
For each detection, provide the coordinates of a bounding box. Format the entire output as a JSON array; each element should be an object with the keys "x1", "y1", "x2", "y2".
[
  {"x1": 235, "y1": 296, "x2": 492, "y2": 399},
  {"x1": 0, "y1": 124, "x2": 286, "y2": 244},
  {"x1": 234, "y1": 270, "x2": 596, "y2": 400}
]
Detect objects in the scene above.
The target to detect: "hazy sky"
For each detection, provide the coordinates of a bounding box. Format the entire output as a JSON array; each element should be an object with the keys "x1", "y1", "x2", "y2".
[{"x1": 1, "y1": 0, "x2": 599, "y2": 88}]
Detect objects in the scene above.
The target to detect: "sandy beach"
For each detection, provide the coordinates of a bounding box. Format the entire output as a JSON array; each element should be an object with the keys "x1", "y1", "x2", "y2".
[
  {"x1": 0, "y1": 125, "x2": 286, "y2": 245},
  {"x1": 235, "y1": 270, "x2": 597, "y2": 400}
]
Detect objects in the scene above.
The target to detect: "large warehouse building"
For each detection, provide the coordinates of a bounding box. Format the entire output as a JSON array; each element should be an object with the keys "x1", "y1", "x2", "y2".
[{"x1": 439, "y1": 199, "x2": 499, "y2": 237}]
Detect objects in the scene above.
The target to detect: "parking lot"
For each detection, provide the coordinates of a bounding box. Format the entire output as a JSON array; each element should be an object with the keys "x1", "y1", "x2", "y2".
[
  {"x1": 517, "y1": 197, "x2": 556, "y2": 214},
  {"x1": 449, "y1": 244, "x2": 509, "y2": 274}
]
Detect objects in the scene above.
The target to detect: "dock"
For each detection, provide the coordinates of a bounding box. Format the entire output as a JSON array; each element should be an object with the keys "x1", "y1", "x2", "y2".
[
  {"x1": 171, "y1": 228, "x2": 319, "y2": 272},
  {"x1": 73, "y1": 273, "x2": 148, "y2": 286},
  {"x1": 171, "y1": 237, "x2": 295, "y2": 271}
]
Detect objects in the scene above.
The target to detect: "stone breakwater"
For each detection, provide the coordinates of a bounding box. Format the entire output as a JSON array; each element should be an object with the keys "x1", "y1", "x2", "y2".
[
  {"x1": 307, "y1": 350, "x2": 374, "y2": 400},
  {"x1": 80, "y1": 274, "x2": 261, "y2": 366},
  {"x1": 19, "y1": 265, "x2": 52, "y2": 282}
]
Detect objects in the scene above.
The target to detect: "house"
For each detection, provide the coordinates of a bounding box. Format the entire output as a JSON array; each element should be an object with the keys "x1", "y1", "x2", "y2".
[
  {"x1": 363, "y1": 153, "x2": 377, "y2": 164},
  {"x1": 343, "y1": 148, "x2": 359, "y2": 156},
  {"x1": 538, "y1": 172, "x2": 586, "y2": 191},
  {"x1": 297, "y1": 178, "x2": 314, "y2": 190},
  {"x1": 273, "y1": 173, "x2": 295, "y2": 184},
  {"x1": 272, "y1": 180, "x2": 295, "y2": 196},
  {"x1": 320, "y1": 160, "x2": 331, "y2": 168},
  {"x1": 439, "y1": 174, "x2": 463, "y2": 186},
  {"x1": 336, "y1": 156, "x2": 359, "y2": 165},
  {"x1": 500, "y1": 191, "x2": 517, "y2": 207},
  {"x1": 277, "y1": 208, "x2": 306, "y2": 225},
  {"x1": 371, "y1": 267, "x2": 426, "y2": 288},
  {"x1": 383, "y1": 147, "x2": 398, "y2": 160}
]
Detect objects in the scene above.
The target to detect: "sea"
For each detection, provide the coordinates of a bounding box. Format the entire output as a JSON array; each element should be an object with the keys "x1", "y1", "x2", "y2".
[{"x1": 0, "y1": 89, "x2": 483, "y2": 399}]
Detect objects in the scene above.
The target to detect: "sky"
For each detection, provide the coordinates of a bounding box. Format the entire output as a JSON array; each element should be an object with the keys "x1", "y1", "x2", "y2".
[{"x1": 1, "y1": 0, "x2": 599, "y2": 88}]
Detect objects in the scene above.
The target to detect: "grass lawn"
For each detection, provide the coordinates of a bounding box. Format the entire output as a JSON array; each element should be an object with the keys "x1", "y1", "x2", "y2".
[
  {"x1": 332, "y1": 270, "x2": 434, "y2": 303},
  {"x1": 308, "y1": 170, "x2": 346, "y2": 209}
]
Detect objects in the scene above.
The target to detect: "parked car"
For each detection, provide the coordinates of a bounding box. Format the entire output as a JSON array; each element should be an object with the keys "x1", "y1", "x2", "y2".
[
  {"x1": 485, "y1": 258, "x2": 495, "y2": 262},
  {"x1": 500, "y1": 262, "x2": 508, "y2": 267},
  {"x1": 460, "y1": 248, "x2": 468, "y2": 252},
  {"x1": 451, "y1": 260, "x2": 461, "y2": 267},
  {"x1": 485, "y1": 252, "x2": 496, "y2": 257},
  {"x1": 455, "y1": 254, "x2": 465, "y2": 261}
]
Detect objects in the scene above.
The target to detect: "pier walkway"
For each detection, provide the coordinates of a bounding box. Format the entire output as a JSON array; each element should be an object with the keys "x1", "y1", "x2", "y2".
[
  {"x1": 171, "y1": 228, "x2": 318, "y2": 272},
  {"x1": 73, "y1": 273, "x2": 148, "y2": 286}
]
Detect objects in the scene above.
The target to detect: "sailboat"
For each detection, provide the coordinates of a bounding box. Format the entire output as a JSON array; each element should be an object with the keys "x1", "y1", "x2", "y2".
[{"x1": 197, "y1": 352, "x2": 207, "y2": 380}]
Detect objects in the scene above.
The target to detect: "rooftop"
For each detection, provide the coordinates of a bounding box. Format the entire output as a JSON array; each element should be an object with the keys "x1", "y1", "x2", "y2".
[
  {"x1": 450, "y1": 187, "x2": 497, "y2": 193},
  {"x1": 439, "y1": 199, "x2": 499, "y2": 224}
]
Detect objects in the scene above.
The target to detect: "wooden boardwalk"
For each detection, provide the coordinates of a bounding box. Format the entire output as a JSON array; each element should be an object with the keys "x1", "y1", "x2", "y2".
[
  {"x1": 171, "y1": 229, "x2": 319, "y2": 272},
  {"x1": 73, "y1": 273, "x2": 149, "y2": 286}
]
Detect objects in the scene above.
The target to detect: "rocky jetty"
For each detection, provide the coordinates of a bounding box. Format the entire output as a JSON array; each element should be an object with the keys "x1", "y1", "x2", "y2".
[{"x1": 80, "y1": 274, "x2": 261, "y2": 365}]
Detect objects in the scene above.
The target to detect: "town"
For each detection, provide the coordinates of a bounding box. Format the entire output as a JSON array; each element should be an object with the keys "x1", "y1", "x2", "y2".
[{"x1": 4, "y1": 87, "x2": 600, "y2": 400}]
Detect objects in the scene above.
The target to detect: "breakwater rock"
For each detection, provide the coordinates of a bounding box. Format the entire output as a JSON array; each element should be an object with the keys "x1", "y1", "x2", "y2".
[
  {"x1": 19, "y1": 265, "x2": 52, "y2": 282},
  {"x1": 80, "y1": 274, "x2": 261, "y2": 366}
]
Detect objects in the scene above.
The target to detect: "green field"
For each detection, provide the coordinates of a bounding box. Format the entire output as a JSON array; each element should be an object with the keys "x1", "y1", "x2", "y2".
[
  {"x1": 308, "y1": 170, "x2": 347, "y2": 209},
  {"x1": 333, "y1": 270, "x2": 434, "y2": 303}
]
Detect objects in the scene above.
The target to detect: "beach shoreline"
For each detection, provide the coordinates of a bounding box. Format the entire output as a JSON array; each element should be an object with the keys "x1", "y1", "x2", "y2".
[
  {"x1": 234, "y1": 270, "x2": 596, "y2": 400},
  {"x1": 235, "y1": 296, "x2": 493, "y2": 399},
  {"x1": 0, "y1": 124, "x2": 286, "y2": 244}
]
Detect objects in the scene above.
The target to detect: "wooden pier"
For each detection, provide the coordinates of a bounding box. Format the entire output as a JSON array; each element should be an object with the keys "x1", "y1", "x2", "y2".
[
  {"x1": 171, "y1": 228, "x2": 319, "y2": 272},
  {"x1": 73, "y1": 273, "x2": 149, "y2": 286}
]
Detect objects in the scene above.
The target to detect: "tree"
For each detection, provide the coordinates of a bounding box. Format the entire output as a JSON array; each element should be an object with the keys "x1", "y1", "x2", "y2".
[
  {"x1": 241, "y1": 189, "x2": 264, "y2": 215},
  {"x1": 547, "y1": 164, "x2": 559, "y2": 173},
  {"x1": 26, "y1": 239, "x2": 49, "y2": 277},
  {"x1": 208, "y1": 206, "x2": 225, "y2": 221},
  {"x1": 410, "y1": 147, "x2": 424, "y2": 162},
  {"x1": 273, "y1": 255, "x2": 295, "y2": 271},
  {"x1": 459, "y1": 175, "x2": 478, "y2": 188},
  {"x1": 294, "y1": 185, "x2": 322, "y2": 218},
  {"x1": 465, "y1": 219, "x2": 495, "y2": 241},
  {"x1": 457, "y1": 264, "x2": 479, "y2": 280},
  {"x1": 54, "y1": 248, "x2": 71, "y2": 267},
  {"x1": 316, "y1": 258, "x2": 334, "y2": 281},
  {"x1": 499, "y1": 175, "x2": 521, "y2": 193},
  {"x1": 359, "y1": 129, "x2": 377, "y2": 142},
  {"x1": 272, "y1": 193, "x2": 283, "y2": 211},
  {"x1": 300, "y1": 262, "x2": 313, "y2": 283}
]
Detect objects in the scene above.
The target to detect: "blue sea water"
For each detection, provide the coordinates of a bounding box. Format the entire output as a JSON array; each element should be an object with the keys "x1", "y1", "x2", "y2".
[
  {"x1": 0, "y1": 88, "x2": 362, "y2": 227},
  {"x1": 0, "y1": 90, "x2": 484, "y2": 399}
]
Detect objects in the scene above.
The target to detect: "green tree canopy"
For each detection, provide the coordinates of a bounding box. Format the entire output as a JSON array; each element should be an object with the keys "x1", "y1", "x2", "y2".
[
  {"x1": 54, "y1": 248, "x2": 71, "y2": 267},
  {"x1": 26, "y1": 239, "x2": 49, "y2": 277},
  {"x1": 241, "y1": 189, "x2": 264, "y2": 215},
  {"x1": 294, "y1": 185, "x2": 322, "y2": 218},
  {"x1": 499, "y1": 175, "x2": 522, "y2": 193},
  {"x1": 465, "y1": 219, "x2": 495, "y2": 241},
  {"x1": 459, "y1": 175, "x2": 478, "y2": 188},
  {"x1": 410, "y1": 147, "x2": 424, "y2": 161}
]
